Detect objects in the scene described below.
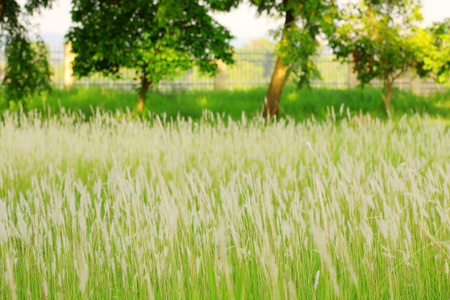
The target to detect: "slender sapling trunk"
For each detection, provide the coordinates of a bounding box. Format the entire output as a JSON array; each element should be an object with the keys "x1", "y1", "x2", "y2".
[
  {"x1": 137, "y1": 68, "x2": 151, "y2": 111},
  {"x1": 383, "y1": 78, "x2": 394, "y2": 112}
]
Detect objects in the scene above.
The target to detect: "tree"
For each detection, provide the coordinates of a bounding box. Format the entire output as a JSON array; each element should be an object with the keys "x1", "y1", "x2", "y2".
[
  {"x1": 329, "y1": 0, "x2": 432, "y2": 112},
  {"x1": 0, "y1": 0, "x2": 53, "y2": 104},
  {"x1": 67, "y1": 0, "x2": 235, "y2": 111},
  {"x1": 208, "y1": 0, "x2": 337, "y2": 119},
  {"x1": 251, "y1": 0, "x2": 338, "y2": 119},
  {"x1": 3, "y1": 36, "x2": 52, "y2": 102}
]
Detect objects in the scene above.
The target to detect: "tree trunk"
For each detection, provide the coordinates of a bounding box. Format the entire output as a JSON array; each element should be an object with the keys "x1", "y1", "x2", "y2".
[
  {"x1": 137, "y1": 69, "x2": 151, "y2": 111},
  {"x1": 0, "y1": 0, "x2": 6, "y2": 21},
  {"x1": 263, "y1": 4, "x2": 294, "y2": 120},
  {"x1": 383, "y1": 79, "x2": 394, "y2": 113},
  {"x1": 263, "y1": 57, "x2": 289, "y2": 119}
]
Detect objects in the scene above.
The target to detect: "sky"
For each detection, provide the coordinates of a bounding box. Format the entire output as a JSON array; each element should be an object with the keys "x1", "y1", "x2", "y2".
[{"x1": 19, "y1": 0, "x2": 450, "y2": 46}]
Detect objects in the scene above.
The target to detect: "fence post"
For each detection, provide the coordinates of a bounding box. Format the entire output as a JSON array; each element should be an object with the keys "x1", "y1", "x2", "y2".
[
  {"x1": 214, "y1": 59, "x2": 227, "y2": 90},
  {"x1": 408, "y1": 71, "x2": 424, "y2": 95},
  {"x1": 347, "y1": 61, "x2": 358, "y2": 89},
  {"x1": 64, "y1": 42, "x2": 76, "y2": 89}
]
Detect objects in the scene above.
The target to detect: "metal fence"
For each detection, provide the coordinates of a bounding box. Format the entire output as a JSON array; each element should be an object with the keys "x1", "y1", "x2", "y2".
[
  {"x1": 47, "y1": 48, "x2": 353, "y2": 90},
  {"x1": 4, "y1": 46, "x2": 448, "y2": 94}
]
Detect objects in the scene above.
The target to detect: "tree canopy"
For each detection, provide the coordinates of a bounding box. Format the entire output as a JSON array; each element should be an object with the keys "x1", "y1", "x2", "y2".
[
  {"x1": 254, "y1": 0, "x2": 337, "y2": 86},
  {"x1": 415, "y1": 18, "x2": 450, "y2": 86},
  {"x1": 67, "y1": 0, "x2": 235, "y2": 110}
]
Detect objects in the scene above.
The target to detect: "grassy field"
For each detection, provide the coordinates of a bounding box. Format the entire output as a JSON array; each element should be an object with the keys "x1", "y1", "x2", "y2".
[
  {"x1": 2, "y1": 86, "x2": 449, "y2": 121},
  {"x1": 0, "y1": 110, "x2": 449, "y2": 299}
]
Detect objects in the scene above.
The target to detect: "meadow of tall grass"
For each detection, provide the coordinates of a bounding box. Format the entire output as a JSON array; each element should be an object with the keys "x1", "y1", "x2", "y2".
[{"x1": 0, "y1": 110, "x2": 449, "y2": 299}]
